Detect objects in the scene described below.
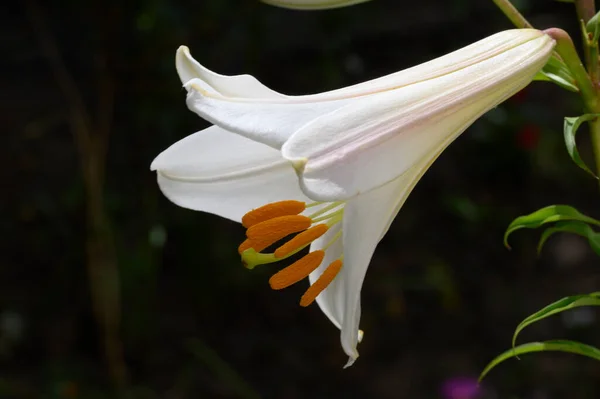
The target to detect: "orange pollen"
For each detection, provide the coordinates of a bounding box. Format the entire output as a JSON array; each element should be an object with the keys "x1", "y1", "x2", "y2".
[
  {"x1": 274, "y1": 224, "x2": 329, "y2": 258},
  {"x1": 238, "y1": 239, "x2": 253, "y2": 254},
  {"x1": 269, "y1": 250, "x2": 325, "y2": 290},
  {"x1": 300, "y1": 259, "x2": 343, "y2": 307},
  {"x1": 241, "y1": 200, "x2": 306, "y2": 228},
  {"x1": 246, "y1": 215, "x2": 312, "y2": 245},
  {"x1": 238, "y1": 238, "x2": 278, "y2": 255}
]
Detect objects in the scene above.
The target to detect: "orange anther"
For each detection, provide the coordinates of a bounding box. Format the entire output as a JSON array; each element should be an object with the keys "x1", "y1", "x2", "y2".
[
  {"x1": 269, "y1": 250, "x2": 325, "y2": 290},
  {"x1": 247, "y1": 215, "x2": 311, "y2": 244},
  {"x1": 238, "y1": 238, "x2": 277, "y2": 254},
  {"x1": 274, "y1": 224, "x2": 329, "y2": 258},
  {"x1": 300, "y1": 259, "x2": 342, "y2": 307},
  {"x1": 242, "y1": 200, "x2": 306, "y2": 228},
  {"x1": 238, "y1": 239, "x2": 253, "y2": 254}
]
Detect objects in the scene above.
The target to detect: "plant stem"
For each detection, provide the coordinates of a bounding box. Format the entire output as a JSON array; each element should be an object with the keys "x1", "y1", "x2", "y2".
[
  {"x1": 573, "y1": 1, "x2": 600, "y2": 180},
  {"x1": 575, "y1": 0, "x2": 600, "y2": 86},
  {"x1": 545, "y1": 28, "x2": 600, "y2": 179},
  {"x1": 573, "y1": 1, "x2": 600, "y2": 181},
  {"x1": 575, "y1": 0, "x2": 596, "y2": 22},
  {"x1": 589, "y1": 118, "x2": 600, "y2": 178},
  {"x1": 25, "y1": 0, "x2": 128, "y2": 392},
  {"x1": 491, "y1": 0, "x2": 533, "y2": 29},
  {"x1": 545, "y1": 28, "x2": 597, "y2": 109},
  {"x1": 586, "y1": 28, "x2": 600, "y2": 86}
]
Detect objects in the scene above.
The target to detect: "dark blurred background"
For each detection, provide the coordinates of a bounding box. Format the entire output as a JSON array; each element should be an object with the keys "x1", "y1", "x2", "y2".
[{"x1": 4, "y1": 0, "x2": 600, "y2": 397}]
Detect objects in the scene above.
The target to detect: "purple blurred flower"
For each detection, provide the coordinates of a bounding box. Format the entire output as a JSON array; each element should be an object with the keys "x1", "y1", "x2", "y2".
[{"x1": 441, "y1": 376, "x2": 480, "y2": 399}]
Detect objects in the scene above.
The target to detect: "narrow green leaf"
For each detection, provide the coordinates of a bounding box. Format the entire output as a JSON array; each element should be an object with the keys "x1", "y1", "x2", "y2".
[
  {"x1": 533, "y1": 55, "x2": 578, "y2": 92},
  {"x1": 564, "y1": 114, "x2": 600, "y2": 178},
  {"x1": 586, "y1": 11, "x2": 600, "y2": 43},
  {"x1": 504, "y1": 205, "x2": 600, "y2": 248},
  {"x1": 538, "y1": 221, "x2": 600, "y2": 256},
  {"x1": 512, "y1": 292, "x2": 600, "y2": 349},
  {"x1": 480, "y1": 340, "x2": 600, "y2": 381}
]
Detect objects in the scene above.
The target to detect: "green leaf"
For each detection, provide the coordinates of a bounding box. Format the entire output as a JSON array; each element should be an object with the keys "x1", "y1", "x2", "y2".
[
  {"x1": 512, "y1": 292, "x2": 600, "y2": 349},
  {"x1": 564, "y1": 114, "x2": 600, "y2": 178},
  {"x1": 586, "y1": 11, "x2": 600, "y2": 43},
  {"x1": 480, "y1": 340, "x2": 600, "y2": 381},
  {"x1": 533, "y1": 55, "x2": 579, "y2": 92},
  {"x1": 538, "y1": 221, "x2": 600, "y2": 256},
  {"x1": 504, "y1": 205, "x2": 600, "y2": 248}
]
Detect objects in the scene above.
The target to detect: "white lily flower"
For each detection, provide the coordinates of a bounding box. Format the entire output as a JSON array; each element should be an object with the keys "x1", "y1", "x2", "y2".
[
  {"x1": 261, "y1": 0, "x2": 372, "y2": 9},
  {"x1": 151, "y1": 29, "x2": 554, "y2": 366}
]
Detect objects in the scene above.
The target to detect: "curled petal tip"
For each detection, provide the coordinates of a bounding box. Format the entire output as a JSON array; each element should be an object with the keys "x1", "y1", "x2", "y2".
[
  {"x1": 150, "y1": 154, "x2": 165, "y2": 171},
  {"x1": 343, "y1": 354, "x2": 358, "y2": 368}
]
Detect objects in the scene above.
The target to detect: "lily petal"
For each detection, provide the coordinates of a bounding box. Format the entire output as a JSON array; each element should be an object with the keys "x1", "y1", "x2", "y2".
[
  {"x1": 308, "y1": 222, "x2": 344, "y2": 328},
  {"x1": 282, "y1": 33, "x2": 553, "y2": 200},
  {"x1": 285, "y1": 29, "x2": 544, "y2": 102},
  {"x1": 151, "y1": 125, "x2": 309, "y2": 222},
  {"x1": 184, "y1": 81, "x2": 353, "y2": 149},
  {"x1": 261, "y1": 0, "x2": 372, "y2": 10},
  {"x1": 179, "y1": 30, "x2": 552, "y2": 184},
  {"x1": 337, "y1": 148, "x2": 441, "y2": 366},
  {"x1": 176, "y1": 46, "x2": 284, "y2": 98},
  {"x1": 180, "y1": 30, "x2": 543, "y2": 104}
]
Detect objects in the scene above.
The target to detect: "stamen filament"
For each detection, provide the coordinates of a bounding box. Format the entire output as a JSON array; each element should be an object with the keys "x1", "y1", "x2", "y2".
[
  {"x1": 307, "y1": 201, "x2": 343, "y2": 219},
  {"x1": 242, "y1": 200, "x2": 305, "y2": 228},
  {"x1": 305, "y1": 201, "x2": 322, "y2": 209},
  {"x1": 274, "y1": 224, "x2": 329, "y2": 258},
  {"x1": 300, "y1": 259, "x2": 343, "y2": 307},
  {"x1": 269, "y1": 250, "x2": 325, "y2": 290},
  {"x1": 312, "y1": 209, "x2": 343, "y2": 224},
  {"x1": 322, "y1": 230, "x2": 343, "y2": 251}
]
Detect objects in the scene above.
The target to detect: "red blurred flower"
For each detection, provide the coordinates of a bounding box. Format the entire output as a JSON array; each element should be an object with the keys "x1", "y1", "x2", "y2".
[{"x1": 516, "y1": 124, "x2": 541, "y2": 150}]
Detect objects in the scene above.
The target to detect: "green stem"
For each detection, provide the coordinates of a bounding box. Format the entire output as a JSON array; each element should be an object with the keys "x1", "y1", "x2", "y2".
[
  {"x1": 575, "y1": 0, "x2": 595, "y2": 22},
  {"x1": 590, "y1": 118, "x2": 600, "y2": 178},
  {"x1": 575, "y1": 1, "x2": 597, "y2": 82},
  {"x1": 491, "y1": 0, "x2": 533, "y2": 29},
  {"x1": 544, "y1": 28, "x2": 597, "y2": 109},
  {"x1": 576, "y1": 0, "x2": 599, "y2": 86},
  {"x1": 491, "y1": 0, "x2": 567, "y2": 69},
  {"x1": 588, "y1": 33, "x2": 599, "y2": 87},
  {"x1": 573, "y1": 1, "x2": 600, "y2": 180},
  {"x1": 545, "y1": 28, "x2": 600, "y2": 180}
]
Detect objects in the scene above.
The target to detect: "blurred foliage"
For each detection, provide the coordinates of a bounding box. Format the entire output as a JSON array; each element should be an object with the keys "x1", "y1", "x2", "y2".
[{"x1": 4, "y1": 0, "x2": 600, "y2": 398}]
